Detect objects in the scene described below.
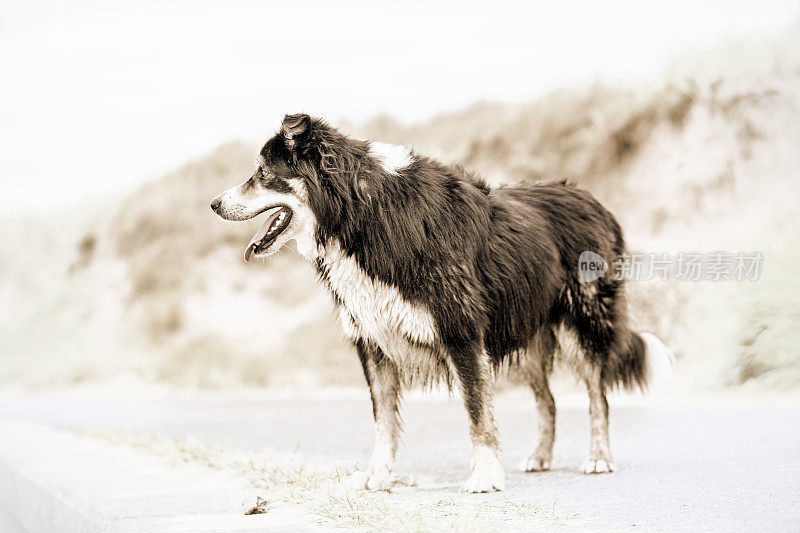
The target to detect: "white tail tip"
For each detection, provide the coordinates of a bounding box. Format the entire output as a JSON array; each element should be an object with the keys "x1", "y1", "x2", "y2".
[{"x1": 641, "y1": 332, "x2": 675, "y2": 390}]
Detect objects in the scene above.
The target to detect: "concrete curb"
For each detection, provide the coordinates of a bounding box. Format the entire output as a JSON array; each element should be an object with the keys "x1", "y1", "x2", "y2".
[{"x1": 0, "y1": 419, "x2": 317, "y2": 532}]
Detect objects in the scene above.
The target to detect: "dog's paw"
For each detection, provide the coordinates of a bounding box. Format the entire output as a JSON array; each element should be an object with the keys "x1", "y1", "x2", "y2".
[
  {"x1": 346, "y1": 467, "x2": 393, "y2": 491},
  {"x1": 580, "y1": 457, "x2": 614, "y2": 474},
  {"x1": 462, "y1": 452, "x2": 506, "y2": 493},
  {"x1": 518, "y1": 453, "x2": 551, "y2": 472}
]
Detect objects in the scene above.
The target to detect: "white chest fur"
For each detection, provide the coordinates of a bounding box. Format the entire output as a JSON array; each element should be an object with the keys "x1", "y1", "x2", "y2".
[{"x1": 318, "y1": 244, "x2": 438, "y2": 358}]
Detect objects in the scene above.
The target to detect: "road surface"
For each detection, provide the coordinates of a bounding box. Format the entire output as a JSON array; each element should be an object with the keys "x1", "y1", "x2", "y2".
[{"x1": 0, "y1": 389, "x2": 798, "y2": 531}]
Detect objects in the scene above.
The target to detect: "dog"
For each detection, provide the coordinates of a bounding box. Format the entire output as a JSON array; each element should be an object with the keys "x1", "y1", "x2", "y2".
[{"x1": 211, "y1": 113, "x2": 673, "y2": 493}]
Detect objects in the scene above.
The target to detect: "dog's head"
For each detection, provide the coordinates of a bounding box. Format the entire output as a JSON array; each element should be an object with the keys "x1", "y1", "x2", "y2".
[{"x1": 211, "y1": 114, "x2": 322, "y2": 262}]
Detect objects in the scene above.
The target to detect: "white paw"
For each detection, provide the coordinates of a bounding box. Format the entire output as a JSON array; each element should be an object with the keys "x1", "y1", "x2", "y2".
[
  {"x1": 518, "y1": 454, "x2": 551, "y2": 472},
  {"x1": 346, "y1": 467, "x2": 393, "y2": 491},
  {"x1": 462, "y1": 451, "x2": 506, "y2": 493},
  {"x1": 581, "y1": 458, "x2": 614, "y2": 474}
]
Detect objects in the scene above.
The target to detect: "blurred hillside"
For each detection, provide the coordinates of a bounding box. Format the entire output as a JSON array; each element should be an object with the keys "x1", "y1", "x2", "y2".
[{"x1": 2, "y1": 28, "x2": 799, "y2": 391}]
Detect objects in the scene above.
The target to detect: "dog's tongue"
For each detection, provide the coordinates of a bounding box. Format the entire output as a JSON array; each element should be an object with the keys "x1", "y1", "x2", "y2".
[{"x1": 243, "y1": 209, "x2": 281, "y2": 262}]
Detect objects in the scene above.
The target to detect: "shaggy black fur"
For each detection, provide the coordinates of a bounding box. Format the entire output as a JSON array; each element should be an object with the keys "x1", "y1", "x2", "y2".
[{"x1": 259, "y1": 114, "x2": 648, "y2": 394}]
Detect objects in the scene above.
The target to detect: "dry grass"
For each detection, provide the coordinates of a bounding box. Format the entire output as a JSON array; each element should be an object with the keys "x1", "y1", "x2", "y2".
[
  {"x1": 87, "y1": 430, "x2": 574, "y2": 532},
  {"x1": 732, "y1": 220, "x2": 800, "y2": 388}
]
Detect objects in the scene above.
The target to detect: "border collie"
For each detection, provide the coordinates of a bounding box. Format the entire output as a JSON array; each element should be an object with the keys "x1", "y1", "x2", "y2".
[{"x1": 211, "y1": 114, "x2": 673, "y2": 493}]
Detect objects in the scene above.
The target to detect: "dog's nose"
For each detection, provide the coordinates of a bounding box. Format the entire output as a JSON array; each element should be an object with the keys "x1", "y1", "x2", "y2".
[{"x1": 210, "y1": 197, "x2": 221, "y2": 212}]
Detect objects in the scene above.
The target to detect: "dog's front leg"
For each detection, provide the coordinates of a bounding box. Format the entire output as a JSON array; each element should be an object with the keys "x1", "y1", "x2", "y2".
[
  {"x1": 450, "y1": 341, "x2": 505, "y2": 493},
  {"x1": 348, "y1": 340, "x2": 402, "y2": 491}
]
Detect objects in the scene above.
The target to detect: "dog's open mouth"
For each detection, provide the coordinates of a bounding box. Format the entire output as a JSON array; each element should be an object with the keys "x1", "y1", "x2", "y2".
[{"x1": 244, "y1": 206, "x2": 293, "y2": 262}]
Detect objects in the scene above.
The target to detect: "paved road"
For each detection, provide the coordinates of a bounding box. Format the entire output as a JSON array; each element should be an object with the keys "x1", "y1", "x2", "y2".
[{"x1": 1, "y1": 391, "x2": 798, "y2": 531}]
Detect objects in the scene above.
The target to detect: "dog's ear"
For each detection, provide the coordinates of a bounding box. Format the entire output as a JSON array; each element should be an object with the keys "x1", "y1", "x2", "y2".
[{"x1": 281, "y1": 113, "x2": 311, "y2": 150}]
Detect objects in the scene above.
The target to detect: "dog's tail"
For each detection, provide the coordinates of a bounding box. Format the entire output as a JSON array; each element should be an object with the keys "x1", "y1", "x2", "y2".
[{"x1": 603, "y1": 331, "x2": 675, "y2": 392}]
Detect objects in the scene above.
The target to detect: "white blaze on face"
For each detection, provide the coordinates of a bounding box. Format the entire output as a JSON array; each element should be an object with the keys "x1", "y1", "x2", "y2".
[
  {"x1": 213, "y1": 178, "x2": 293, "y2": 221},
  {"x1": 368, "y1": 141, "x2": 413, "y2": 175},
  {"x1": 212, "y1": 176, "x2": 318, "y2": 260}
]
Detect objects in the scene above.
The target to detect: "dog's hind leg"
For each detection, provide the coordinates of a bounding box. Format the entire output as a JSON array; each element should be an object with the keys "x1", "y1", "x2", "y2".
[
  {"x1": 450, "y1": 341, "x2": 505, "y2": 493},
  {"x1": 519, "y1": 330, "x2": 557, "y2": 472},
  {"x1": 581, "y1": 362, "x2": 614, "y2": 474},
  {"x1": 558, "y1": 277, "x2": 619, "y2": 474},
  {"x1": 348, "y1": 340, "x2": 402, "y2": 491}
]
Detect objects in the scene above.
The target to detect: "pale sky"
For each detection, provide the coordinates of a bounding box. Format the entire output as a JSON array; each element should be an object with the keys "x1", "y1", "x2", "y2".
[{"x1": 2, "y1": 0, "x2": 799, "y2": 211}]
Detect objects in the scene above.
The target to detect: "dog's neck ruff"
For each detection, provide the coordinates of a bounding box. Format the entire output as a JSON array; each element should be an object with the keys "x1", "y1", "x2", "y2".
[{"x1": 313, "y1": 241, "x2": 438, "y2": 355}]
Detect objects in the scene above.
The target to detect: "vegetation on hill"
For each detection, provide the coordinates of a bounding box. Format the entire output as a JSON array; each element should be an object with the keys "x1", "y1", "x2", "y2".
[{"x1": 3, "y1": 28, "x2": 799, "y2": 390}]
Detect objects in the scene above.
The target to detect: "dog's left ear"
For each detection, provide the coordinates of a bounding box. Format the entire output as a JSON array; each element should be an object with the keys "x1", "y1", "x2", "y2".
[{"x1": 282, "y1": 113, "x2": 311, "y2": 150}]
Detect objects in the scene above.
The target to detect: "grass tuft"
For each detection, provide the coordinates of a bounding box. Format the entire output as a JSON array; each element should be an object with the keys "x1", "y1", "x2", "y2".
[{"x1": 86, "y1": 430, "x2": 575, "y2": 531}]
